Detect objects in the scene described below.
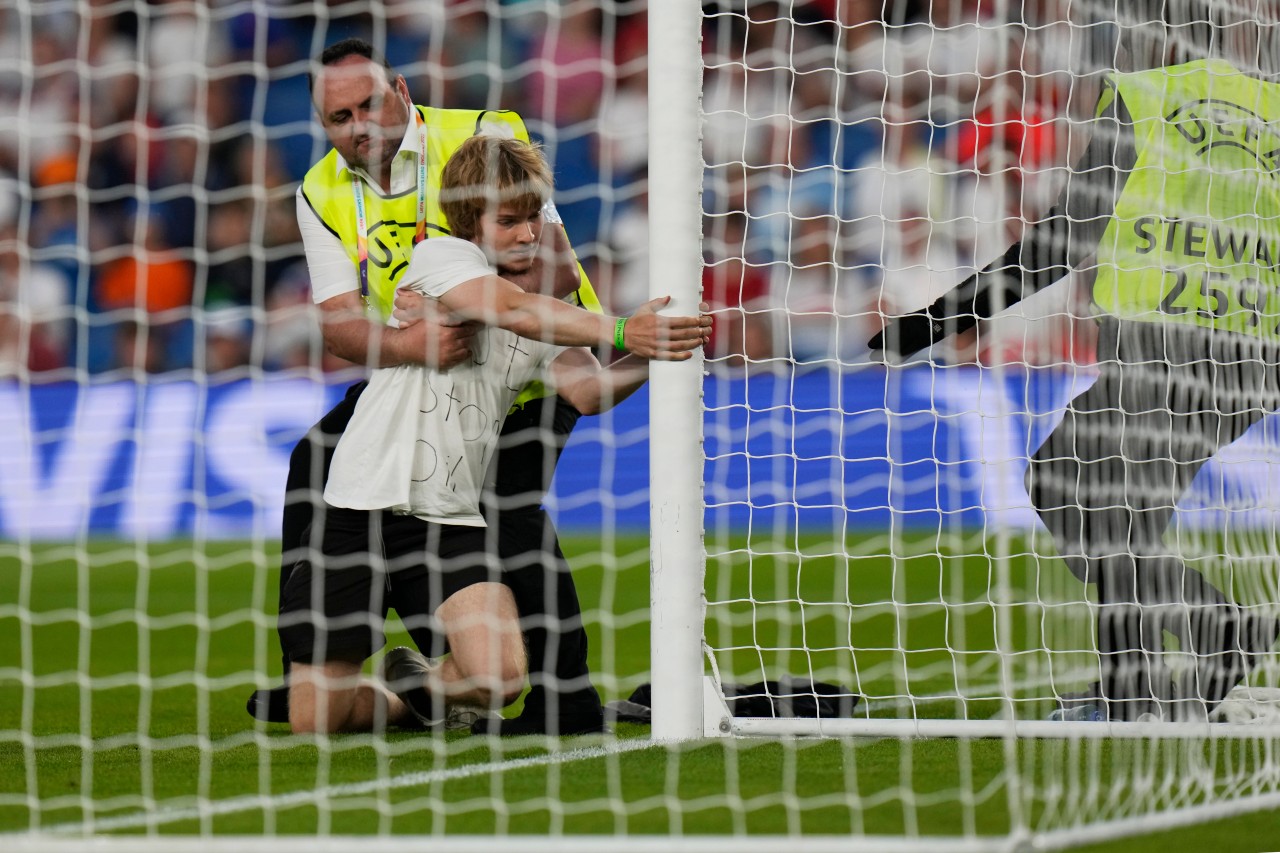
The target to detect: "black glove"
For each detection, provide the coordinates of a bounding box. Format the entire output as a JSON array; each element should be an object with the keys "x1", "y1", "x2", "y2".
[
  {"x1": 868, "y1": 302, "x2": 980, "y2": 359},
  {"x1": 869, "y1": 240, "x2": 1045, "y2": 360}
]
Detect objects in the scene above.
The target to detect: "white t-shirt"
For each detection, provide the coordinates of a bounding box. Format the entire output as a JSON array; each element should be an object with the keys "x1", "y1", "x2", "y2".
[{"x1": 324, "y1": 237, "x2": 562, "y2": 525}]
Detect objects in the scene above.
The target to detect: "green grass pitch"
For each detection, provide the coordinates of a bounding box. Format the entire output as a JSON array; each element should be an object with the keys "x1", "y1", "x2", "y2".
[{"x1": 0, "y1": 536, "x2": 1277, "y2": 850}]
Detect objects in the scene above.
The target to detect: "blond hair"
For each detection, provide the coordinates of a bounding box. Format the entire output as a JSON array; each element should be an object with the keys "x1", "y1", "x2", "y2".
[{"x1": 439, "y1": 135, "x2": 554, "y2": 242}]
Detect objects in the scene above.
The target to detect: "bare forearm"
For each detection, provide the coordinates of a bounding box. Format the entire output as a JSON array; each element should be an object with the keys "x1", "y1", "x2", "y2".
[
  {"x1": 442, "y1": 279, "x2": 707, "y2": 359},
  {"x1": 444, "y1": 279, "x2": 614, "y2": 348},
  {"x1": 503, "y1": 292, "x2": 614, "y2": 349},
  {"x1": 551, "y1": 350, "x2": 650, "y2": 416},
  {"x1": 321, "y1": 316, "x2": 426, "y2": 368},
  {"x1": 318, "y1": 290, "x2": 475, "y2": 369},
  {"x1": 560, "y1": 355, "x2": 649, "y2": 416}
]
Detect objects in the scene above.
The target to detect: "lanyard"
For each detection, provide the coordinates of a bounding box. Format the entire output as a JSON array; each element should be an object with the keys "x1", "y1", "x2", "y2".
[{"x1": 351, "y1": 112, "x2": 428, "y2": 299}]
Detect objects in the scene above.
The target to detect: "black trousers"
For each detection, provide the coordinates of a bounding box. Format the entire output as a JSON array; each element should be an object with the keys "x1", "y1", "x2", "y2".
[
  {"x1": 275, "y1": 382, "x2": 602, "y2": 722},
  {"x1": 278, "y1": 508, "x2": 494, "y2": 665},
  {"x1": 1025, "y1": 318, "x2": 1280, "y2": 717}
]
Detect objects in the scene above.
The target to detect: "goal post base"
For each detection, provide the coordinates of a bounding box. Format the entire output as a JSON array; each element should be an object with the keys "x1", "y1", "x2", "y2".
[{"x1": 702, "y1": 677, "x2": 1280, "y2": 740}]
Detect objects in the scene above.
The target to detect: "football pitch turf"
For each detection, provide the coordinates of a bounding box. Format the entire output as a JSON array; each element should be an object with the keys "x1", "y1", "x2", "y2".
[{"x1": 1, "y1": 537, "x2": 1277, "y2": 851}]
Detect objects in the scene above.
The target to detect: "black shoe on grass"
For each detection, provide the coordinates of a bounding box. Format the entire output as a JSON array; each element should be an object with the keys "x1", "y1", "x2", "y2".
[
  {"x1": 379, "y1": 646, "x2": 443, "y2": 727},
  {"x1": 246, "y1": 684, "x2": 290, "y2": 724},
  {"x1": 470, "y1": 710, "x2": 609, "y2": 736}
]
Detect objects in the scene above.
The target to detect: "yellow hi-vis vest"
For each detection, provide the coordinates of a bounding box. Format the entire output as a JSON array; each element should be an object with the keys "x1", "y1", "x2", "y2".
[
  {"x1": 300, "y1": 105, "x2": 603, "y2": 407},
  {"x1": 1094, "y1": 59, "x2": 1280, "y2": 339}
]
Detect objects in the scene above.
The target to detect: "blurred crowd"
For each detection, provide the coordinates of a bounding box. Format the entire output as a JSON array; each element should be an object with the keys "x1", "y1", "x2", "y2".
[{"x1": 0, "y1": 0, "x2": 1113, "y2": 380}]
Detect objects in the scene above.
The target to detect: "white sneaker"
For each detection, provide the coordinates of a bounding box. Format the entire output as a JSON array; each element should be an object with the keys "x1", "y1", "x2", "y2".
[
  {"x1": 444, "y1": 705, "x2": 502, "y2": 731},
  {"x1": 1047, "y1": 703, "x2": 1104, "y2": 722}
]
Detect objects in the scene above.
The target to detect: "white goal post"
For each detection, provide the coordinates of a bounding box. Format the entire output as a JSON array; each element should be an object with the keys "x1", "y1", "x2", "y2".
[{"x1": 647, "y1": 0, "x2": 708, "y2": 743}]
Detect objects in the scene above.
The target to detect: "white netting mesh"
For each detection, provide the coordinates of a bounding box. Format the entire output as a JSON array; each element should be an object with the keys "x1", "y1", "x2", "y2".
[{"x1": 1, "y1": 1, "x2": 1279, "y2": 850}]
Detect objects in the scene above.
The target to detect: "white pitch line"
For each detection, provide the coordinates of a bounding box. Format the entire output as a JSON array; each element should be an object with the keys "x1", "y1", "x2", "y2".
[
  {"x1": 33, "y1": 671, "x2": 1106, "y2": 837},
  {"x1": 43, "y1": 737, "x2": 661, "y2": 836}
]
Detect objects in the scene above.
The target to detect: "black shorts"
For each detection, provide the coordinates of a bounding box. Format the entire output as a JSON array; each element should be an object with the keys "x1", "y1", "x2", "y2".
[{"x1": 278, "y1": 506, "x2": 500, "y2": 665}]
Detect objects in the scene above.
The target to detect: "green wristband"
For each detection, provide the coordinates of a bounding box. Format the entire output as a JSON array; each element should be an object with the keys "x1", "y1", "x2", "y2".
[{"x1": 613, "y1": 317, "x2": 628, "y2": 352}]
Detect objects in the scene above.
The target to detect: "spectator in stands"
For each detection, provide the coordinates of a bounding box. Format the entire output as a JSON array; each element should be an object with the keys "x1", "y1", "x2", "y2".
[
  {"x1": 197, "y1": 77, "x2": 256, "y2": 195},
  {"x1": 199, "y1": 136, "x2": 302, "y2": 338},
  {"x1": 830, "y1": 0, "x2": 903, "y2": 110},
  {"x1": 95, "y1": 211, "x2": 194, "y2": 373},
  {"x1": 844, "y1": 110, "x2": 967, "y2": 316},
  {"x1": 145, "y1": 0, "x2": 231, "y2": 123},
  {"x1": 518, "y1": 6, "x2": 610, "y2": 255},
  {"x1": 29, "y1": 156, "x2": 114, "y2": 373},
  {"x1": 0, "y1": 223, "x2": 68, "y2": 375},
  {"x1": 772, "y1": 212, "x2": 878, "y2": 364},
  {"x1": 227, "y1": 137, "x2": 304, "y2": 275},
  {"x1": 261, "y1": 262, "x2": 323, "y2": 372},
  {"x1": 202, "y1": 305, "x2": 254, "y2": 375},
  {"x1": 702, "y1": 27, "x2": 794, "y2": 175},
  {"x1": 83, "y1": 1, "x2": 138, "y2": 131},
  {"x1": 435, "y1": 2, "x2": 506, "y2": 110},
  {"x1": 150, "y1": 122, "x2": 202, "y2": 252},
  {"x1": 704, "y1": 210, "x2": 772, "y2": 367},
  {"x1": 747, "y1": 62, "x2": 878, "y2": 263},
  {"x1": 204, "y1": 201, "x2": 257, "y2": 310},
  {"x1": 878, "y1": 0, "x2": 1018, "y2": 132},
  {"x1": 525, "y1": 4, "x2": 605, "y2": 127},
  {"x1": 0, "y1": 22, "x2": 79, "y2": 178},
  {"x1": 596, "y1": 15, "x2": 650, "y2": 182},
  {"x1": 602, "y1": 171, "x2": 650, "y2": 316}
]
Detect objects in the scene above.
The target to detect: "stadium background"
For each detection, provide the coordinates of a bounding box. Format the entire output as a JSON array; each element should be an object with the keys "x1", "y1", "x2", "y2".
[
  {"x1": 2, "y1": 0, "x2": 1096, "y2": 376},
  {"x1": 7, "y1": 372, "x2": 1280, "y2": 538},
  {"x1": 5, "y1": 0, "x2": 1274, "y2": 541}
]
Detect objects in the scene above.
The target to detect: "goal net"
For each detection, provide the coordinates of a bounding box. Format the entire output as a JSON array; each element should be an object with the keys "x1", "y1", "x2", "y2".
[
  {"x1": 658, "y1": 0, "x2": 1280, "y2": 840},
  {"x1": 1, "y1": 0, "x2": 1278, "y2": 850}
]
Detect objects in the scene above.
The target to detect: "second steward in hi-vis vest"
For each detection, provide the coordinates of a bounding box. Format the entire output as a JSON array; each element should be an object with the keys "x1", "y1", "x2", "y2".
[{"x1": 1094, "y1": 59, "x2": 1280, "y2": 340}]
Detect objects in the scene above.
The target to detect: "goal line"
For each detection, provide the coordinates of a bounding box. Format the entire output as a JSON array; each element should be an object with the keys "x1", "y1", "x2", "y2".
[{"x1": 30, "y1": 738, "x2": 659, "y2": 838}]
